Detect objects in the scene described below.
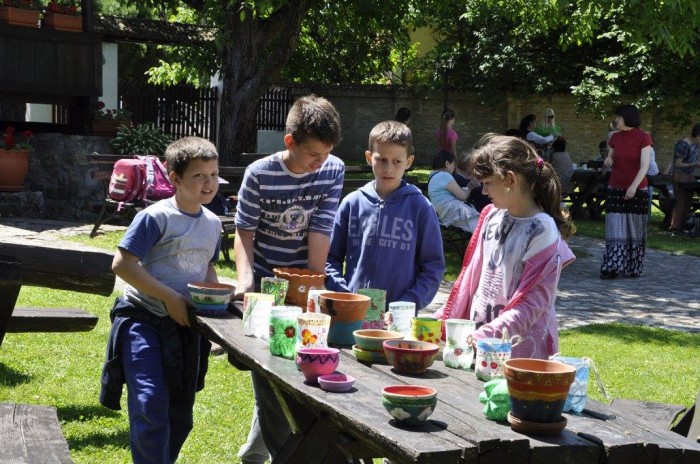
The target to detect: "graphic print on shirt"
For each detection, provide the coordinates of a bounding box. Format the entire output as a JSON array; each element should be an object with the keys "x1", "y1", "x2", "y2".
[
  {"x1": 472, "y1": 214, "x2": 545, "y2": 328},
  {"x1": 347, "y1": 211, "x2": 415, "y2": 252},
  {"x1": 259, "y1": 187, "x2": 326, "y2": 237}
]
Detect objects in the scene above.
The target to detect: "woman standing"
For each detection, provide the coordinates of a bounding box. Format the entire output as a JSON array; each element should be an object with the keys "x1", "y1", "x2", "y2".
[
  {"x1": 436, "y1": 108, "x2": 458, "y2": 155},
  {"x1": 669, "y1": 124, "x2": 700, "y2": 234},
  {"x1": 600, "y1": 104, "x2": 652, "y2": 279},
  {"x1": 428, "y1": 150, "x2": 480, "y2": 233}
]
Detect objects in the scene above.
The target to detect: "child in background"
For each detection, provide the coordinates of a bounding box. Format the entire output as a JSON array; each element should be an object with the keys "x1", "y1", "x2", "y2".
[
  {"x1": 434, "y1": 135, "x2": 576, "y2": 359},
  {"x1": 100, "y1": 137, "x2": 222, "y2": 463},
  {"x1": 326, "y1": 120, "x2": 444, "y2": 311},
  {"x1": 436, "y1": 107, "x2": 458, "y2": 155},
  {"x1": 233, "y1": 95, "x2": 343, "y2": 464},
  {"x1": 427, "y1": 150, "x2": 480, "y2": 233}
]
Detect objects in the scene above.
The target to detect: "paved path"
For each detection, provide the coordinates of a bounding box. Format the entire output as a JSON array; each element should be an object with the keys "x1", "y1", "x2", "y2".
[{"x1": 2, "y1": 218, "x2": 698, "y2": 333}]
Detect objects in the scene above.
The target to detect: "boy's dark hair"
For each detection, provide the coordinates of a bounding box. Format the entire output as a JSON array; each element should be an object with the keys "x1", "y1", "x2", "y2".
[
  {"x1": 552, "y1": 137, "x2": 566, "y2": 152},
  {"x1": 165, "y1": 136, "x2": 218, "y2": 176},
  {"x1": 368, "y1": 120, "x2": 413, "y2": 155},
  {"x1": 469, "y1": 135, "x2": 575, "y2": 239},
  {"x1": 614, "y1": 104, "x2": 641, "y2": 128},
  {"x1": 432, "y1": 150, "x2": 455, "y2": 170},
  {"x1": 394, "y1": 107, "x2": 411, "y2": 124},
  {"x1": 598, "y1": 140, "x2": 608, "y2": 150},
  {"x1": 691, "y1": 123, "x2": 700, "y2": 138},
  {"x1": 286, "y1": 94, "x2": 342, "y2": 147}
]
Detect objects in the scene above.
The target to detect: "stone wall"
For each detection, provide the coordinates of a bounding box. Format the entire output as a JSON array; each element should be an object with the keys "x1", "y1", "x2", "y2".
[
  {"x1": 16, "y1": 134, "x2": 112, "y2": 221},
  {"x1": 289, "y1": 84, "x2": 689, "y2": 169}
]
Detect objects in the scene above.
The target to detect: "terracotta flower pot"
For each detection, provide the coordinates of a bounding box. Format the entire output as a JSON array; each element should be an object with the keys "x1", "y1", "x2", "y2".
[
  {"x1": 0, "y1": 149, "x2": 29, "y2": 192},
  {"x1": 503, "y1": 358, "x2": 576, "y2": 424},
  {"x1": 318, "y1": 292, "x2": 370, "y2": 345},
  {"x1": 273, "y1": 267, "x2": 326, "y2": 307},
  {"x1": 43, "y1": 12, "x2": 82, "y2": 32},
  {"x1": 0, "y1": 7, "x2": 40, "y2": 28},
  {"x1": 91, "y1": 120, "x2": 127, "y2": 136}
]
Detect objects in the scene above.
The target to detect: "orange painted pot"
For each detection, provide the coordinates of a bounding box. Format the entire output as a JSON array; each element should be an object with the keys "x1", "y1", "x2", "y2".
[
  {"x1": 318, "y1": 292, "x2": 370, "y2": 345},
  {"x1": 0, "y1": 149, "x2": 29, "y2": 192},
  {"x1": 273, "y1": 267, "x2": 326, "y2": 307},
  {"x1": 503, "y1": 358, "x2": 576, "y2": 423}
]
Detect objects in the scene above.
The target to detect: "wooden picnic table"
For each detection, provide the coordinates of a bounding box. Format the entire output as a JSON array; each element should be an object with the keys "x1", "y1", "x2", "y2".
[
  {"x1": 197, "y1": 302, "x2": 700, "y2": 464},
  {"x1": 569, "y1": 169, "x2": 607, "y2": 220}
]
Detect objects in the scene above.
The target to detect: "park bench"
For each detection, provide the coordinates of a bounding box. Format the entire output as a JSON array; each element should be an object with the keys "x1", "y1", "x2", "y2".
[
  {"x1": 0, "y1": 402, "x2": 72, "y2": 463},
  {"x1": 0, "y1": 235, "x2": 114, "y2": 348}
]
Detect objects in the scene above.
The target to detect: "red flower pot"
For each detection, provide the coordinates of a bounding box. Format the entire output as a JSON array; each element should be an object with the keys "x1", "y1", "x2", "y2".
[
  {"x1": 42, "y1": 12, "x2": 82, "y2": 32},
  {"x1": 0, "y1": 149, "x2": 30, "y2": 192},
  {"x1": 0, "y1": 7, "x2": 40, "y2": 28}
]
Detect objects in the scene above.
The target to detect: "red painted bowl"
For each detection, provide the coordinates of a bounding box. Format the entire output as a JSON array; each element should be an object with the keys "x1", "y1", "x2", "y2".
[{"x1": 382, "y1": 339, "x2": 439, "y2": 374}]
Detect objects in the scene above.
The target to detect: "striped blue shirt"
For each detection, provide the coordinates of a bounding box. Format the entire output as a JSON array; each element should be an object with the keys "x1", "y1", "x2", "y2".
[{"x1": 234, "y1": 152, "x2": 345, "y2": 277}]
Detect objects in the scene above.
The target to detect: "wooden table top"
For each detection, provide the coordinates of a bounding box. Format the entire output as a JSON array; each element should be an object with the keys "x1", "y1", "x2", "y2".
[{"x1": 197, "y1": 307, "x2": 700, "y2": 464}]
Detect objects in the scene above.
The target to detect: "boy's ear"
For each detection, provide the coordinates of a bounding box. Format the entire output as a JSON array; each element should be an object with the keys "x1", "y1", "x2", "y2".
[
  {"x1": 406, "y1": 154, "x2": 415, "y2": 169},
  {"x1": 364, "y1": 150, "x2": 372, "y2": 165},
  {"x1": 283, "y1": 134, "x2": 295, "y2": 151},
  {"x1": 169, "y1": 170, "x2": 180, "y2": 186}
]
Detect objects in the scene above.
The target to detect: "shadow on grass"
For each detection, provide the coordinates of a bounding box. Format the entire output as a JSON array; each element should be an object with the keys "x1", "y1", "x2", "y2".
[
  {"x1": 564, "y1": 323, "x2": 700, "y2": 347},
  {"x1": 0, "y1": 362, "x2": 32, "y2": 388},
  {"x1": 57, "y1": 404, "x2": 129, "y2": 451}
]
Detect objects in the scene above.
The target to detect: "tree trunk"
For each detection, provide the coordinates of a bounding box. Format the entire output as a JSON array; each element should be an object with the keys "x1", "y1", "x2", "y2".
[{"x1": 217, "y1": 2, "x2": 310, "y2": 166}]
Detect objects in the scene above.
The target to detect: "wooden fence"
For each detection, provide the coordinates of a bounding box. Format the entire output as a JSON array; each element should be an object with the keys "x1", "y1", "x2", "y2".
[
  {"x1": 119, "y1": 80, "x2": 218, "y2": 142},
  {"x1": 257, "y1": 87, "x2": 293, "y2": 131}
]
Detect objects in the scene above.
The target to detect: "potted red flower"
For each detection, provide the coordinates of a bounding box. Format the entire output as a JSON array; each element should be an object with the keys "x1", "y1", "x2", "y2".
[
  {"x1": 42, "y1": 0, "x2": 81, "y2": 31},
  {"x1": 0, "y1": 0, "x2": 42, "y2": 28},
  {"x1": 0, "y1": 126, "x2": 33, "y2": 192}
]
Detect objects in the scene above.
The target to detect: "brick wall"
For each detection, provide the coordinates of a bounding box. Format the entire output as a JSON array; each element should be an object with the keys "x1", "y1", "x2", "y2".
[{"x1": 289, "y1": 84, "x2": 690, "y2": 169}]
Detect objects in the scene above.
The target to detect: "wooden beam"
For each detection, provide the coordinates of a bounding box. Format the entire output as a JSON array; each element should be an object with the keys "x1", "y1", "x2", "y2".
[
  {"x1": 7, "y1": 308, "x2": 98, "y2": 333},
  {"x1": 0, "y1": 403, "x2": 72, "y2": 464},
  {"x1": 0, "y1": 236, "x2": 115, "y2": 296},
  {"x1": 0, "y1": 259, "x2": 22, "y2": 347}
]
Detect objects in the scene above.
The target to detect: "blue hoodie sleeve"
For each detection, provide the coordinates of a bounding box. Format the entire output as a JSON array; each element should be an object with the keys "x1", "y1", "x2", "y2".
[
  {"x1": 396, "y1": 197, "x2": 445, "y2": 309},
  {"x1": 325, "y1": 197, "x2": 351, "y2": 292}
]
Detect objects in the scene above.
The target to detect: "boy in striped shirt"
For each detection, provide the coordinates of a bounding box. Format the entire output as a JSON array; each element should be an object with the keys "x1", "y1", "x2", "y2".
[{"x1": 234, "y1": 94, "x2": 343, "y2": 463}]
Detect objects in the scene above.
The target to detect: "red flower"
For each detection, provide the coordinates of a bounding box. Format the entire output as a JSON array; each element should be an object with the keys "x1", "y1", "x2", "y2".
[
  {"x1": 1, "y1": 126, "x2": 33, "y2": 151},
  {"x1": 97, "y1": 101, "x2": 105, "y2": 109}
]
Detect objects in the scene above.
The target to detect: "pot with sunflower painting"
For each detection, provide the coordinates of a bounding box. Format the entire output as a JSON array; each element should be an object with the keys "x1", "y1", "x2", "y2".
[
  {"x1": 296, "y1": 312, "x2": 331, "y2": 350},
  {"x1": 443, "y1": 319, "x2": 476, "y2": 370}
]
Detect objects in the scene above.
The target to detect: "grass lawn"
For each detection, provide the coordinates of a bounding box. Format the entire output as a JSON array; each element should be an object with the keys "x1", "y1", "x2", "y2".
[{"x1": 1, "y1": 198, "x2": 699, "y2": 462}]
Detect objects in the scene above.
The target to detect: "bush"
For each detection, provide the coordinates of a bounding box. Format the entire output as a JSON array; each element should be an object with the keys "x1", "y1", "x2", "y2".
[{"x1": 109, "y1": 123, "x2": 172, "y2": 156}]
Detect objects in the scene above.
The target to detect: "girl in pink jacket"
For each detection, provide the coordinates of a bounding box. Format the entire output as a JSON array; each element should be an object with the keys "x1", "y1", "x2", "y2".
[{"x1": 434, "y1": 135, "x2": 576, "y2": 359}]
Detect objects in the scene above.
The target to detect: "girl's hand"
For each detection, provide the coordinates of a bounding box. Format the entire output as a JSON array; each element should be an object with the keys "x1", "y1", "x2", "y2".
[
  {"x1": 604, "y1": 157, "x2": 613, "y2": 168},
  {"x1": 624, "y1": 186, "x2": 636, "y2": 200}
]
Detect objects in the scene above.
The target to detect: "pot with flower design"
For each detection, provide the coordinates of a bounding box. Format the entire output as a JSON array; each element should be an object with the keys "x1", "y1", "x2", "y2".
[
  {"x1": 42, "y1": 0, "x2": 82, "y2": 32},
  {"x1": 0, "y1": 0, "x2": 42, "y2": 28},
  {"x1": 0, "y1": 126, "x2": 33, "y2": 192},
  {"x1": 91, "y1": 101, "x2": 132, "y2": 136}
]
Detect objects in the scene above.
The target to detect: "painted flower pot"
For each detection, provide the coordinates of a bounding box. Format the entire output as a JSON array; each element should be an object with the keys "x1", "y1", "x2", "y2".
[
  {"x1": 273, "y1": 267, "x2": 326, "y2": 307},
  {"x1": 295, "y1": 347, "x2": 339, "y2": 383},
  {"x1": 503, "y1": 358, "x2": 576, "y2": 424},
  {"x1": 383, "y1": 339, "x2": 439, "y2": 374},
  {"x1": 353, "y1": 329, "x2": 403, "y2": 352},
  {"x1": 0, "y1": 149, "x2": 29, "y2": 192},
  {"x1": 318, "y1": 292, "x2": 370, "y2": 346},
  {"x1": 381, "y1": 385, "x2": 437, "y2": 426},
  {"x1": 443, "y1": 319, "x2": 476, "y2": 370}
]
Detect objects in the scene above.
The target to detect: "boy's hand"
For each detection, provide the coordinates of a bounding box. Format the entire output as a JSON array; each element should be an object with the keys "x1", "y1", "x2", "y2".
[
  {"x1": 384, "y1": 311, "x2": 393, "y2": 330},
  {"x1": 164, "y1": 292, "x2": 191, "y2": 326}
]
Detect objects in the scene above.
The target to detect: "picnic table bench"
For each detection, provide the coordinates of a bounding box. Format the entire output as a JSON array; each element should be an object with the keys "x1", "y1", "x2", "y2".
[
  {"x1": 197, "y1": 302, "x2": 700, "y2": 463},
  {"x1": 0, "y1": 402, "x2": 72, "y2": 463},
  {"x1": 0, "y1": 235, "x2": 114, "y2": 347}
]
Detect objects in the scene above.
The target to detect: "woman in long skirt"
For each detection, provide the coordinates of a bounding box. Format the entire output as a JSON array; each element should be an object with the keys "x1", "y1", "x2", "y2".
[{"x1": 600, "y1": 104, "x2": 652, "y2": 278}]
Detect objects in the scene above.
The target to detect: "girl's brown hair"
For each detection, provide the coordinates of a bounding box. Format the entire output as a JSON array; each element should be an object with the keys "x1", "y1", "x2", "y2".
[
  {"x1": 439, "y1": 108, "x2": 455, "y2": 148},
  {"x1": 469, "y1": 134, "x2": 575, "y2": 239}
]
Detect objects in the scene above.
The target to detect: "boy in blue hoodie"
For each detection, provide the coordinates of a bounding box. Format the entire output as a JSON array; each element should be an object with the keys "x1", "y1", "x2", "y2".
[{"x1": 326, "y1": 120, "x2": 445, "y2": 313}]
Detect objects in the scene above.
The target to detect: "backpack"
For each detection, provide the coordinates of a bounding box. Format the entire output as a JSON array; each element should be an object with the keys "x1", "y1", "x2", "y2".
[
  {"x1": 108, "y1": 158, "x2": 148, "y2": 204},
  {"x1": 683, "y1": 214, "x2": 700, "y2": 237},
  {"x1": 142, "y1": 155, "x2": 176, "y2": 200},
  {"x1": 107, "y1": 156, "x2": 175, "y2": 208}
]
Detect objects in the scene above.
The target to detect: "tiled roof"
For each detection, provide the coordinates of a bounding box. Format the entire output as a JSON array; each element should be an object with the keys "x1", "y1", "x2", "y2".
[{"x1": 94, "y1": 14, "x2": 215, "y2": 45}]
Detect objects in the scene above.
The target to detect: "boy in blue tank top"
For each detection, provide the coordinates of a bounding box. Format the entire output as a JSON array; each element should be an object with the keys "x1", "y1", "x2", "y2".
[
  {"x1": 99, "y1": 137, "x2": 222, "y2": 463},
  {"x1": 234, "y1": 95, "x2": 343, "y2": 463}
]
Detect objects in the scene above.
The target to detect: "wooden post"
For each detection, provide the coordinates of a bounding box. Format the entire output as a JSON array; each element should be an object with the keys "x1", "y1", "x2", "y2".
[{"x1": 0, "y1": 258, "x2": 22, "y2": 348}]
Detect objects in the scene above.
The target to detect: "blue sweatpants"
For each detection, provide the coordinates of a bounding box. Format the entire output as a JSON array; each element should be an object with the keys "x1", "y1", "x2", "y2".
[{"x1": 120, "y1": 320, "x2": 200, "y2": 464}]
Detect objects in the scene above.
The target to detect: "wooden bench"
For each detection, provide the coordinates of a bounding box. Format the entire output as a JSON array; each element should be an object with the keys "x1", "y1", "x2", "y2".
[
  {"x1": 0, "y1": 402, "x2": 72, "y2": 463},
  {"x1": 0, "y1": 236, "x2": 114, "y2": 348}
]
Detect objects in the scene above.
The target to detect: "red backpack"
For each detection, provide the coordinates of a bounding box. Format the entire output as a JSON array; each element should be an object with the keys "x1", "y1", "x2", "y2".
[
  {"x1": 108, "y1": 158, "x2": 148, "y2": 205},
  {"x1": 107, "y1": 156, "x2": 175, "y2": 209}
]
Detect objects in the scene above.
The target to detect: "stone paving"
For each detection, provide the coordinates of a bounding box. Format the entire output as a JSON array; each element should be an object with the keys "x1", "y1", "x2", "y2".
[{"x1": 2, "y1": 218, "x2": 699, "y2": 333}]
